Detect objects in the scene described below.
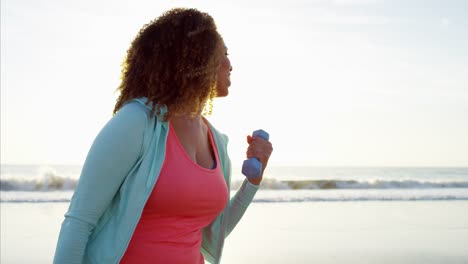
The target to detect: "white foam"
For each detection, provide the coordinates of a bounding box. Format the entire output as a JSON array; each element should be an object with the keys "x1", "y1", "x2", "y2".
[
  {"x1": 2, "y1": 189, "x2": 468, "y2": 203},
  {"x1": 251, "y1": 189, "x2": 468, "y2": 203},
  {"x1": 231, "y1": 178, "x2": 468, "y2": 190}
]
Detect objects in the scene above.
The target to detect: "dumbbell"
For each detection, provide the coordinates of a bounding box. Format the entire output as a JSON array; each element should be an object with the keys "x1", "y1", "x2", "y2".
[{"x1": 242, "y1": 129, "x2": 270, "y2": 179}]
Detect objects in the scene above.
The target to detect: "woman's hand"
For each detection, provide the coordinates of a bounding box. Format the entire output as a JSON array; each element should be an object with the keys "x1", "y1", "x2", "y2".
[{"x1": 245, "y1": 134, "x2": 273, "y2": 185}]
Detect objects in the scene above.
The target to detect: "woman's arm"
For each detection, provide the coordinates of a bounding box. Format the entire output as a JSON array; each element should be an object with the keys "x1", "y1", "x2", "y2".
[
  {"x1": 53, "y1": 104, "x2": 147, "y2": 264},
  {"x1": 225, "y1": 134, "x2": 272, "y2": 235},
  {"x1": 225, "y1": 177, "x2": 260, "y2": 235},
  {"x1": 201, "y1": 128, "x2": 272, "y2": 263}
]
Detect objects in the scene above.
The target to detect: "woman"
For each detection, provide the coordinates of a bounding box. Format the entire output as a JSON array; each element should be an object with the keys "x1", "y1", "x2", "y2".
[{"x1": 53, "y1": 8, "x2": 273, "y2": 264}]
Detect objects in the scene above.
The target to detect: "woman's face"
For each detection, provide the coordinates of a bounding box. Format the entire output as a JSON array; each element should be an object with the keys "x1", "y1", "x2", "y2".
[{"x1": 216, "y1": 44, "x2": 232, "y2": 97}]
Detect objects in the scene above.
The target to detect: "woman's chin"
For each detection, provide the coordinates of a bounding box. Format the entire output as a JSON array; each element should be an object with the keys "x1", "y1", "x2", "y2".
[
  {"x1": 216, "y1": 91, "x2": 228, "y2": 98},
  {"x1": 216, "y1": 84, "x2": 230, "y2": 97}
]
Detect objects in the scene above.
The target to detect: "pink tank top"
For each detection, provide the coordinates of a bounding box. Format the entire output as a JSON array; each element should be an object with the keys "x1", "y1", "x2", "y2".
[{"x1": 120, "y1": 122, "x2": 229, "y2": 264}]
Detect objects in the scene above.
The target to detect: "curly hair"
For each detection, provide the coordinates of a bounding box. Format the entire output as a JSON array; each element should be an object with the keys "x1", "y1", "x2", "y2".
[{"x1": 113, "y1": 8, "x2": 223, "y2": 120}]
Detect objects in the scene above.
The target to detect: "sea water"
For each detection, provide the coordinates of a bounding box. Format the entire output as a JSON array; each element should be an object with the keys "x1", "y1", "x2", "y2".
[{"x1": 1, "y1": 164, "x2": 467, "y2": 203}]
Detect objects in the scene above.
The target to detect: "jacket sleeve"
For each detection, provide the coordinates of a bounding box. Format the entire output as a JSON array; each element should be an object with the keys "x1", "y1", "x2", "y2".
[
  {"x1": 221, "y1": 134, "x2": 260, "y2": 236},
  {"x1": 53, "y1": 104, "x2": 147, "y2": 264},
  {"x1": 225, "y1": 178, "x2": 260, "y2": 236}
]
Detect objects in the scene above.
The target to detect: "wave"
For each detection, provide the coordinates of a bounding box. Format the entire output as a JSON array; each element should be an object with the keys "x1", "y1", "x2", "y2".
[
  {"x1": 3, "y1": 198, "x2": 72, "y2": 203},
  {"x1": 252, "y1": 189, "x2": 468, "y2": 203},
  {"x1": 2, "y1": 173, "x2": 468, "y2": 191},
  {"x1": 0, "y1": 172, "x2": 77, "y2": 191},
  {"x1": 2, "y1": 189, "x2": 468, "y2": 203},
  {"x1": 254, "y1": 197, "x2": 468, "y2": 203},
  {"x1": 246, "y1": 178, "x2": 468, "y2": 190}
]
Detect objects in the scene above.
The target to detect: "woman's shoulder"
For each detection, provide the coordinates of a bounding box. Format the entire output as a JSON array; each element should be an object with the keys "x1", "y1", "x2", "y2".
[
  {"x1": 110, "y1": 100, "x2": 151, "y2": 132},
  {"x1": 119, "y1": 99, "x2": 151, "y2": 115},
  {"x1": 117, "y1": 98, "x2": 155, "y2": 120}
]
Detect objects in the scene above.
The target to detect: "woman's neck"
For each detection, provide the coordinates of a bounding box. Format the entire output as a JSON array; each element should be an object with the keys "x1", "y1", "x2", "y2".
[{"x1": 170, "y1": 114, "x2": 205, "y2": 131}]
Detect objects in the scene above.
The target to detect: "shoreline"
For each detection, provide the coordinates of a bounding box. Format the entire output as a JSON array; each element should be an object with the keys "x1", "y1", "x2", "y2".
[{"x1": 2, "y1": 200, "x2": 468, "y2": 264}]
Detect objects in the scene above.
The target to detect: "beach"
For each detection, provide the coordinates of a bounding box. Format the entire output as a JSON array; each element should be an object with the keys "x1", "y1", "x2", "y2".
[
  {"x1": 2, "y1": 200, "x2": 468, "y2": 264},
  {"x1": 222, "y1": 200, "x2": 468, "y2": 264}
]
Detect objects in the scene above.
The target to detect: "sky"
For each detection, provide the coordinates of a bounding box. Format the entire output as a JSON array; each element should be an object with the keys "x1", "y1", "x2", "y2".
[{"x1": 1, "y1": 0, "x2": 467, "y2": 167}]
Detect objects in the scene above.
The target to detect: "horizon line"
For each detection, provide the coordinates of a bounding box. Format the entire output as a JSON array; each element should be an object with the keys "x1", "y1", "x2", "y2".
[{"x1": 1, "y1": 163, "x2": 467, "y2": 169}]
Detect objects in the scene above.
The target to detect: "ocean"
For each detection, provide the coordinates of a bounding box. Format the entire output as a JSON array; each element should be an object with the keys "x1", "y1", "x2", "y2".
[
  {"x1": 2, "y1": 164, "x2": 468, "y2": 263},
  {"x1": 1, "y1": 164, "x2": 467, "y2": 203}
]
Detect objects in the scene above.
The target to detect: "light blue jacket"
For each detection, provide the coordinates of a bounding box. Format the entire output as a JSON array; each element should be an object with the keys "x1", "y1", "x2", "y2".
[{"x1": 53, "y1": 98, "x2": 259, "y2": 264}]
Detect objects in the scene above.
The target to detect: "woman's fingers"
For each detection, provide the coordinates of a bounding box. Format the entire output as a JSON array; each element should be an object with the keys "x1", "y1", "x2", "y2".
[{"x1": 246, "y1": 137, "x2": 273, "y2": 166}]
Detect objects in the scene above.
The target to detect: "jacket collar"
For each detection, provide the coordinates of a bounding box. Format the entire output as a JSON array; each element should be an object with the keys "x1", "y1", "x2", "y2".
[{"x1": 131, "y1": 97, "x2": 168, "y2": 120}]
